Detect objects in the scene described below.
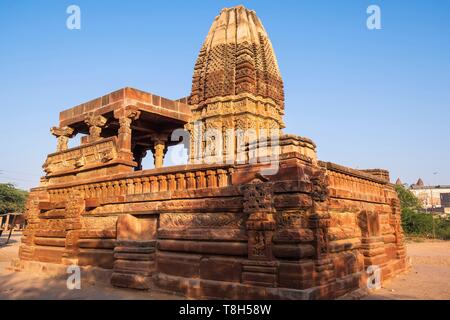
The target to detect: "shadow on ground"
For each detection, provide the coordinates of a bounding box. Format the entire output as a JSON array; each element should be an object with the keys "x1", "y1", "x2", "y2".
[{"x1": 0, "y1": 270, "x2": 182, "y2": 300}]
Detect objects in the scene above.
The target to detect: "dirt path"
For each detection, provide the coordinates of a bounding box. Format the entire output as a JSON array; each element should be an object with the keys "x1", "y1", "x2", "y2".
[
  {"x1": 1, "y1": 233, "x2": 449, "y2": 299},
  {"x1": 365, "y1": 240, "x2": 450, "y2": 300}
]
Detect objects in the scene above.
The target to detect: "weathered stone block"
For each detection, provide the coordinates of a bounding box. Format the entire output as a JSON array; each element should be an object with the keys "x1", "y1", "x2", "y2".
[
  {"x1": 156, "y1": 252, "x2": 201, "y2": 278},
  {"x1": 200, "y1": 257, "x2": 243, "y2": 282},
  {"x1": 78, "y1": 249, "x2": 114, "y2": 269}
]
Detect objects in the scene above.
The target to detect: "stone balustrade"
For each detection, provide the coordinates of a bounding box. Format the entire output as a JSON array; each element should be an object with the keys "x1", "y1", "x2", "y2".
[
  {"x1": 47, "y1": 165, "x2": 234, "y2": 203},
  {"x1": 328, "y1": 171, "x2": 386, "y2": 203},
  {"x1": 321, "y1": 162, "x2": 389, "y2": 204}
]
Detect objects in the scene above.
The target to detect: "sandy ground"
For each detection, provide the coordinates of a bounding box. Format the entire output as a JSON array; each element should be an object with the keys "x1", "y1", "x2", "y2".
[
  {"x1": 1, "y1": 233, "x2": 449, "y2": 300},
  {"x1": 0, "y1": 233, "x2": 181, "y2": 300},
  {"x1": 365, "y1": 240, "x2": 450, "y2": 300}
]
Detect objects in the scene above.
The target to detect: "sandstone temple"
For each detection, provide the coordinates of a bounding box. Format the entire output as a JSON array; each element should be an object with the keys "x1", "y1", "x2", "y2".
[{"x1": 17, "y1": 5, "x2": 408, "y2": 299}]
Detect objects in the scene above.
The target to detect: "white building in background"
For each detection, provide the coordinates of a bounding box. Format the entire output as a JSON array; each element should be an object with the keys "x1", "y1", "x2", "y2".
[{"x1": 408, "y1": 178, "x2": 450, "y2": 215}]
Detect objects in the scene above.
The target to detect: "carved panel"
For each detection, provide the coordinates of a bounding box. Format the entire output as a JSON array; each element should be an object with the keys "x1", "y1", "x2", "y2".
[
  {"x1": 252, "y1": 231, "x2": 267, "y2": 257},
  {"x1": 276, "y1": 211, "x2": 306, "y2": 228},
  {"x1": 311, "y1": 170, "x2": 329, "y2": 202},
  {"x1": 43, "y1": 138, "x2": 118, "y2": 174},
  {"x1": 241, "y1": 181, "x2": 274, "y2": 213},
  {"x1": 82, "y1": 216, "x2": 118, "y2": 231},
  {"x1": 37, "y1": 219, "x2": 66, "y2": 231},
  {"x1": 160, "y1": 212, "x2": 246, "y2": 229}
]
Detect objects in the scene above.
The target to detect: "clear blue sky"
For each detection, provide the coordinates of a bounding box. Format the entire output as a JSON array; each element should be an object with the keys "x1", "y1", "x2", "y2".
[{"x1": 0, "y1": 0, "x2": 449, "y2": 190}]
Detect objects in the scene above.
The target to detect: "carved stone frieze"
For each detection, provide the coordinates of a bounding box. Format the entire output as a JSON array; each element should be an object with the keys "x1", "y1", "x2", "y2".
[
  {"x1": 43, "y1": 138, "x2": 118, "y2": 175},
  {"x1": 276, "y1": 211, "x2": 306, "y2": 229},
  {"x1": 241, "y1": 177, "x2": 275, "y2": 214},
  {"x1": 160, "y1": 212, "x2": 246, "y2": 229}
]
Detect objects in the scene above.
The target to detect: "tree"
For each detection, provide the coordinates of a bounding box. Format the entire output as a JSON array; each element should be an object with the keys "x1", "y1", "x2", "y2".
[
  {"x1": 0, "y1": 183, "x2": 28, "y2": 213},
  {"x1": 394, "y1": 184, "x2": 423, "y2": 212},
  {"x1": 394, "y1": 184, "x2": 436, "y2": 237}
]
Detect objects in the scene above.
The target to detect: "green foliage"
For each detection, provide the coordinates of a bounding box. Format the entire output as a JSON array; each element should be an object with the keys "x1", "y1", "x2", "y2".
[
  {"x1": 0, "y1": 183, "x2": 28, "y2": 214},
  {"x1": 401, "y1": 208, "x2": 434, "y2": 236},
  {"x1": 395, "y1": 184, "x2": 450, "y2": 240},
  {"x1": 435, "y1": 218, "x2": 450, "y2": 240},
  {"x1": 394, "y1": 184, "x2": 423, "y2": 212}
]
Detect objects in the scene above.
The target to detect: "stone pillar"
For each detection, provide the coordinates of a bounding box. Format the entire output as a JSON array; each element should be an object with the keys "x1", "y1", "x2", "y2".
[
  {"x1": 51, "y1": 126, "x2": 74, "y2": 152},
  {"x1": 132, "y1": 146, "x2": 147, "y2": 171},
  {"x1": 84, "y1": 113, "x2": 107, "y2": 143},
  {"x1": 150, "y1": 135, "x2": 168, "y2": 169},
  {"x1": 114, "y1": 107, "x2": 141, "y2": 162},
  {"x1": 154, "y1": 142, "x2": 165, "y2": 168}
]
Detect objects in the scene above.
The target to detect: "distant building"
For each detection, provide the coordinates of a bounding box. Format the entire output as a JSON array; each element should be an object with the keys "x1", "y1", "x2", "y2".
[{"x1": 409, "y1": 178, "x2": 450, "y2": 215}]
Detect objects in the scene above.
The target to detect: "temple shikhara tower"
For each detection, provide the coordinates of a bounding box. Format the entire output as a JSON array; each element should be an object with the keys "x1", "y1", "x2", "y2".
[
  {"x1": 17, "y1": 5, "x2": 408, "y2": 299},
  {"x1": 187, "y1": 7, "x2": 284, "y2": 164}
]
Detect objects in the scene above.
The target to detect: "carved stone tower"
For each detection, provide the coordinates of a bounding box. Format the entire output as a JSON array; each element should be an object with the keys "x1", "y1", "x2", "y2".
[{"x1": 187, "y1": 5, "x2": 285, "y2": 163}]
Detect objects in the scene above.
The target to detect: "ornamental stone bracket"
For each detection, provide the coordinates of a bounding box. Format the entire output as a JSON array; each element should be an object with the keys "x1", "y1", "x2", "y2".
[
  {"x1": 51, "y1": 126, "x2": 75, "y2": 152},
  {"x1": 84, "y1": 113, "x2": 108, "y2": 143}
]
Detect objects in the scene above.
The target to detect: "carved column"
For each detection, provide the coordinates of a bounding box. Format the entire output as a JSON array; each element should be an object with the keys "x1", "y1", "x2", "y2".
[
  {"x1": 133, "y1": 145, "x2": 147, "y2": 171},
  {"x1": 150, "y1": 134, "x2": 168, "y2": 169},
  {"x1": 154, "y1": 142, "x2": 166, "y2": 168},
  {"x1": 114, "y1": 107, "x2": 141, "y2": 162},
  {"x1": 84, "y1": 113, "x2": 107, "y2": 143},
  {"x1": 51, "y1": 126, "x2": 74, "y2": 152}
]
